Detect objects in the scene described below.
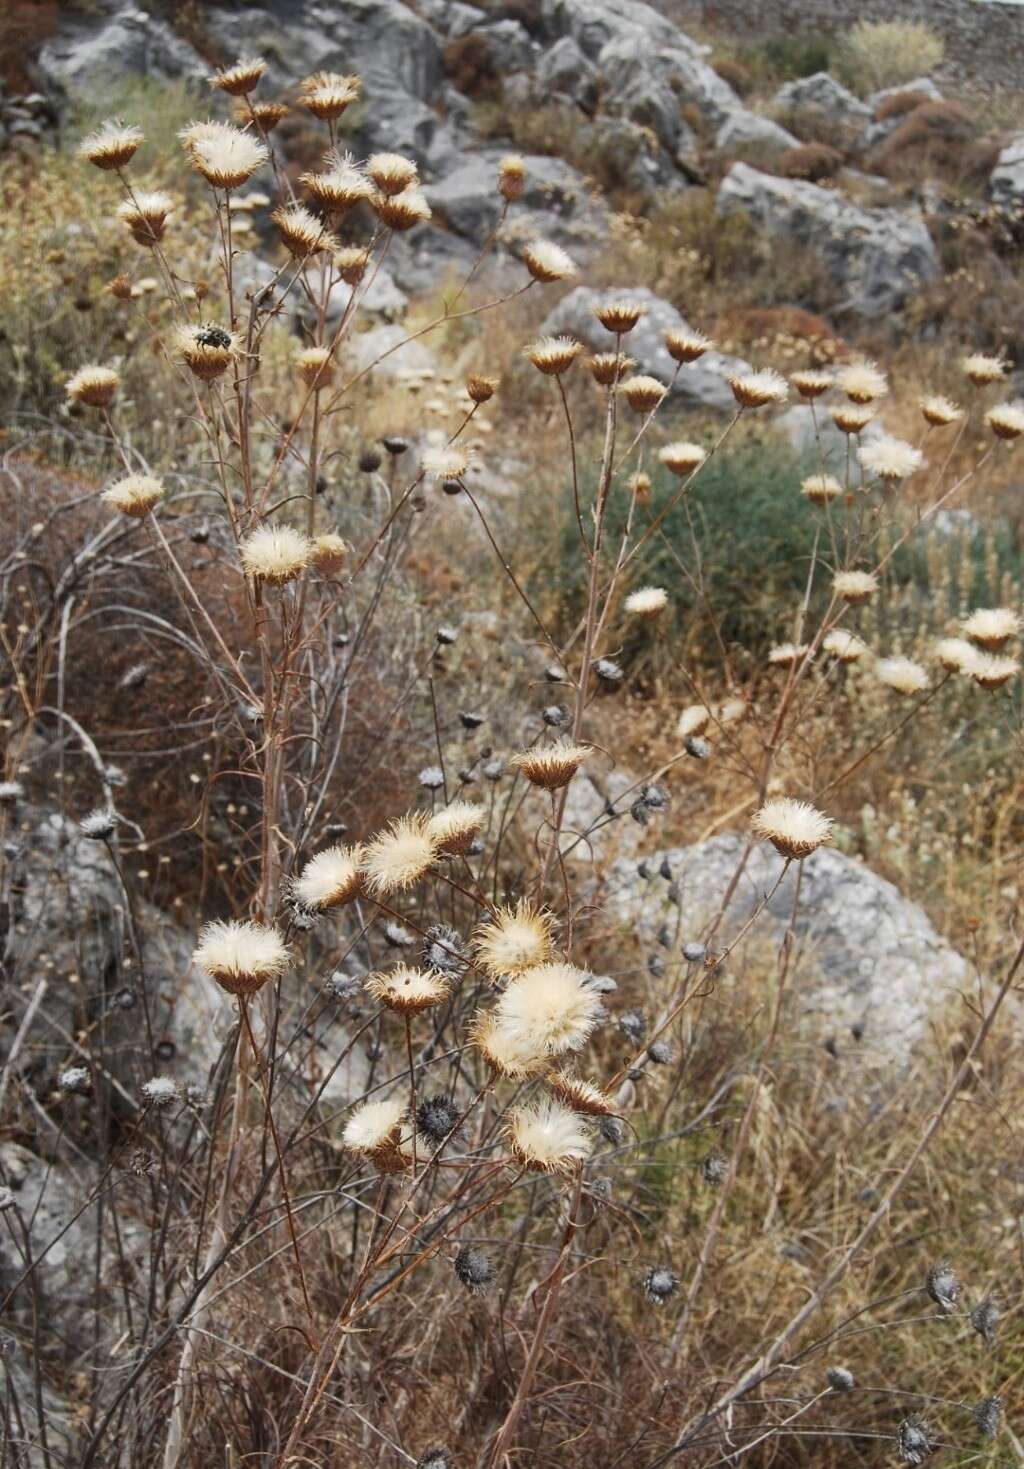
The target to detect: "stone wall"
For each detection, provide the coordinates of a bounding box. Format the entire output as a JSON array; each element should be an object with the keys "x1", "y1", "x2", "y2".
[{"x1": 677, "y1": 0, "x2": 1024, "y2": 93}]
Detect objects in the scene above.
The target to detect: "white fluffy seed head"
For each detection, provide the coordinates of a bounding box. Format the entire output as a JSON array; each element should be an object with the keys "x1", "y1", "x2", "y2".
[
  {"x1": 836, "y1": 360, "x2": 888, "y2": 404},
  {"x1": 728, "y1": 369, "x2": 788, "y2": 408},
  {"x1": 210, "y1": 56, "x2": 267, "y2": 95},
  {"x1": 366, "y1": 151, "x2": 419, "y2": 195},
  {"x1": 524, "y1": 336, "x2": 582, "y2": 376},
  {"x1": 365, "y1": 965, "x2": 449, "y2": 1013},
  {"x1": 66, "y1": 365, "x2": 120, "y2": 408},
  {"x1": 427, "y1": 801, "x2": 485, "y2": 855},
  {"x1": 521, "y1": 240, "x2": 577, "y2": 283},
  {"x1": 875, "y1": 656, "x2": 929, "y2": 695},
  {"x1": 299, "y1": 70, "x2": 361, "y2": 120},
  {"x1": 833, "y1": 570, "x2": 878, "y2": 603},
  {"x1": 116, "y1": 190, "x2": 174, "y2": 245},
  {"x1": 422, "y1": 445, "x2": 472, "y2": 481},
  {"x1": 767, "y1": 642, "x2": 810, "y2": 668},
  {"x1": 301, "y1": 149, "x2": 374, "y2": 212},
  {"x1": 373, "y1": 188, "x2": 432, "y2": 231},
  {"x1": 79, "y1": 120, "x2": 144, "y2": 169},
  {"x1": 831, "y1": 404, "x2": 875, "y2": 435},
  {"x1": 363, "y1": 814, "x2": 437, "y2": 894},
  {"x1": 658, "y1": 441, "x2": 707, "y2": 476},
  {"x1": 179, "y1": 120, "x2": 268, "y2": 188},
  {"x1": 801, "y1": 473, "x2": 843, "y2": 505},
  {"x1": 963, "y1": 353, "x2": 1006, "y2": 386},
  {"x1": 962, "y1": 607, "x2": 1021, "y2": 650},
  {"x1": 192, "y1": 919, "x2": 290, "y2": 997},
  {"x1": 752, "y1": 797, "x2": 833, "y2": 860},
  {"x1": 920, "y1": 394, "x2": 961, "y2": 427},
  {"x1": 934, "y1": 637, "x2": 979, "y2": 673},
  {"x1": 510, "y1": 739, "x2": 590, "y2": 791},
  {"x1": 272, "y1": 203, "x2": 338, "y2": 257},
  {"x1": 620, "y1": 374, "x2": 667, "y2": 412},
  {"x1": 548, "y1": 1069, "x2": 616, "y2": 1117},
  {"x1": 822, "y1": 628, "x2": 868, "y2": 662},
  {"x1": 239, "y1": 525, "x2": 313, "y2": 585},
  {"x1": 174, "y1": 323, "x2": 240, "y2": 380},
  {"x1": 312, "y1": 532, "x2": 349, "y2": 573},
  {"x1": 677, "y1": 703, "x2": 710, "y2": 737},
  {"x1": 858, "y1": 435, "x2": 924, "y2": 482},
  {"x1": 790, "y1": 369, "x2": 833, "y2": 399},
  {"x1": 985, "y1": 403, "x2": 1024, "y2": 441},
  {"x1": 471, "y1": 1012, "x2": 546, "y2": 1078},
  {"x1": 970, "y1": 653, "x2": 1020, "y2": 689},
  {"x1": 342, "y1": 1096, "x2": 409, "y2": 1170},
  {"x1": 101, "y1": 474, "x2": 164, "y2": 517},
  {"x1": 292, "y1": 844, "x2": 363, "y2": 909},
  {"x1": 493, "y1": 963, "x2": 604, "y2": 1059},
  {"x1": 625, "y1": 586, "x2": 668, "y2": 617},
  {"x1": 664, "y1": 327, "x2": 712, "y2": 363},
  {"x1": 475, "y1": 901, "x2": 555, "y2": 980},
  {"x1": 507, "y1": 1097, "x2": 592, "y2": 1172}
]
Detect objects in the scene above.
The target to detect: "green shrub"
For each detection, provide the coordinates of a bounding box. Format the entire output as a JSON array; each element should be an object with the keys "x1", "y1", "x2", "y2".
[{"x1": 835, "y1": 20, "x2": 945, "y2": 96}]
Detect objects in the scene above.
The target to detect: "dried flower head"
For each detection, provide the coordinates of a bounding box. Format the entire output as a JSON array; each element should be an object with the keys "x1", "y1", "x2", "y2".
[
  {"x1": 801, "y1": 472, "x2": 844, "y2": 506},
  {"x1": 211, "y1": 56, "x2": 267, "y2": 95},
  {"x1": 366, "y1": 964, "x2": 449, "y2": 1013},
  {"x1": 973, "y1": 1396, "x2": 1002, "y2": 1440},
  {"x1": 625, "y1": 586, "x2": 668, "y2": 618},
  {"x1": 295, "y1": 346, "x2": 335, "y2": 388},
  {"x1": 367, "y1": 151, "x2": 419, "y2": 195},
  {"x1": 664, "y1": 327, "x2": 712, "y2": 363},
  {"x1": 823, "y1": 628, "x2": 868, "y2": 662},
  {"x1": 66, "y1": 365, "x2": 120, "y2": 408},
  {"x1": 179, "y1": 120, "x2": 268, "y2": 189},
  {"x1": 79, "y1": 120, "x2": 144, "y2": 170},
  {"x1": 896, "y1": 1415, "x2": 932, "y2": 1465},
  {"x1": 620, "y1": 374, "x2": 667, "y2": 412},
  {"x1": 494, "y1": 962, "x2": 604, "y2": 1060},
  {"x1": 963, "y1": 352, "x2": 1006, "y2": 386},
  {"x1": 728, "y1": 369, "x2": 788, "y2": 408},
  {"x1": 247, "y1": 99, "x2": 289, "y2": 130},
  {"x1": 510, "y1": 738, "x2": 590, "y2": 790},
  {"x1": 962, "y1": 606, "x2": 1021, "y2": 650},
  {"x1": 643, "y1": 1266, "x2": 679, "y2": 1305},
  {"x1": 299, "y1": 70, "x2": 361, "y2": 120},
  {"x1": 465, "y1": 373, "x2": 498, "y2": 405},
  {"x1": 831, "y1": 404, "x2": 875, "y2": 435},
  {"x1": 363, "y1": 814, "x2": 437, "y2": 894},
  {"x1": 752, "y1": 797, "x2": 833, "y2": 859},
  {"x1": 875, "y1": 656, "x2": 929, "y2": 695},
  {"x1": 272, "y1": 203, "x2": 338, "y2": 257},
  {"x1": 427, "y1": 801, "x2": 485, "y2": 855},
  {"x1": 80, "y1": 807, "x2": 118, "y2": 840},
  {"x1": 970, "y1": 652, "x2": 1019, "y2": 689},
  {"x1": 934, "y1": 636, "x2": 977, "y2": 672},
  {"x1": 342, "y1": 1095, "x2": 408, "y2": 1171},
  {"x1": 301, "y1": 150, "x2": 374, "y2": 213},
  {"x1": 422, "y1": 445, "x2": 472, "y2": 482},
  {"x1": 192, "y1": 919, "x2": 290, "y2": 997},
  {"x1": 142, "y1": 1076, "x2": 179, "y2": 1108},
  {"x1": 548, "y1": 1069, "x2": 616, "y2": 1117},
  {"x1": 524, "y1": 335, "x2": 582, "y2": 376},
  {"x1": 175, "y1": 322, "x2": 239, "y2": 380},
  {"x1": 858, "y1": 435, "x2": 925, "y2": 482},
  {"x1": 374, "y1": 187, "x2": 432, "y2": 230},
  {"x1": 768, "y1": 642, "x2": 809, "y2": 668},
  {"x1": 629, "y1": 469, "x2": 652, "y2": 502},
  {"x1": 971, "y1": 1297, "x2": 999, "y2": 1344},
  {"x1": 335, "y1": 244, "x2": 371, "y2": 285},
  {"x1": 58, "y1": 1065, "x2": 92, "y2": 1095},
  {"x1": 102, "y1": 474, "x2": 164, "y2": 517},
  {"x1": 926, "y1": 1260, "x2": 959, "y2": 1313},
  {"x1": 117, "y1": 190, "x2": 173, "y2": 246},
  {"x1": 588, "y1": 352, "x2": 634, "y2": 385},
  {"x1": 659, "y1": 441, "x2": 707, "y2": 476},
  {"x1": 790, "y1": 368, "x2": 833, "y2": 399},
  {"x1": 826, "y1": 1366, "x2": 855, "y2": 1392},
  {"x1": 239, "y1": 524, "x2": 313, "y2": 585},
  {"x1": 453, "y1": 1245, "x2": 493, "y2": 1292},
  {"x1": 292, "y1": 843, "x2": 363, "y2": 910},
  {"x1": 508, "y1": 1097, "x2": 592, "y2": 1172},
  {"x1": 677, "y1": 704, "x2": 710, "y2": 738},
  {"x1": 471, "y1": 1012, "x2": 545, "y2": 1078},
  {"x1": 416, "y1": 1094, "x2": 461, "y2": 1146},
  {"x1": 837, "y1": 359, "x2": 887, "y2": 404},
  {"x1": 594, "y1": 298, "x2": 646, "y2": 334},
  {"x1": 920, "y1": 394, "x2": 961, "y2": 427},
  {"x1": 475, "y1": 901, "x2": 554, "y2": 980},
  {"x1": 986, "y1": 402, "x2": 1024, "y2": 441},
  {"x1": 498, "y1": 153, "x2": 526, "y2": 200},
  {"x1": 833, "y1": 569, "x2": 878, "y2": 604},
  {"x1": 521, "y1": 239, "x2": 577, "y2": 283},
  {"x1": 700, "y1": 1150, "x2": 729, "y2": 1185}
]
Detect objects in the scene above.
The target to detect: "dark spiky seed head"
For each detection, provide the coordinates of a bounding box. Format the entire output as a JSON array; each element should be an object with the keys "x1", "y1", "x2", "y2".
[
  {"x1": 460, "y1": 711, "x2": 485, "y2": 729},
  {"x1": 383, "y1": 920, "x2": 414, "y2": 947},
  {"x1": 826, "y1": 1366, "x2": 855, "y2": 1392},
  {"x1": 896, "y1": 1415, "x2": 932, "y2": 1464},
  {"x1": 637, "y1": 860, "x2": 652, "y2": 880},
  {"x1": 926, "y1": 1261, "x2": 958, "y2": 1313},
  {"x1": 683, "y1": 941, "x2": 706, "y2": 962},
  {"x1": 647, "y1": 1041, "x2": 673, "y2": 1065},
  {"x1": 359, "y1": 448, "x2": 382, "y2": 472},
  {"x1": 422, "y1": 923, "x2": 468, "y2": 977},
  {"x1": 482, "y1": 759, "x2": 504, "y2": 781},
  {"x1": 657, "y1": 923, "x2": 673, "y2": 949},
  {"x1": 441, "y1": 478, "x2": 462, "y2": 495},
  {"x1": 382, "y1": 435, "x2": 408, "y2": 455},
  {"x1": 436, "y1": 625, "x2": 457, "y2": 646},
  {"x1": 685, "y1": 734, "x2": 711, "y2": 759},
  {"x1": 290, "y1": 905, "x2": 316, "y2": 932},
  {"x1": 619, "y1": 1009, "x2": 647, "y2": 1043},
  {"x1": 701, "y1": 1151, "x2": 728, "y2": 1185},
  {"x1": 190, "y1": 520, "x2": 210, "y2": 543},
  {"x1": 641, "y1": 783, "x2": 669, "y2": 810},
  {"x1": 543, "y1": 704, "x2": 568, "y2": 727},
  {"x1": 643, "y1": 1265, "x2": 678, "y2": 1305},
  {"x1": 544, "y1": 663, "x2": 567, "y2": 682},
  {"x1": 659, "y1": 857, "x2": 673, "y2": 879},
  {"x1": 155, "y1": 1039, "x2": 176, "y2": 1061},
  {"x1": 599, "y1": 1114, "x2": 625, "y2": 1144},
  {"x1": 971, "y1": 1297, "x2": 999, "y2": 1343},
  {"x1": 324, "y1": 970, "x2": 361, "y2": 1000},
  {"x1": 416, "y1": 1449, "x2": 452, "y2": 1469},
  {"x1": 416, "y1": 1094, "x2": 461, "y2": 1145},
  {"x1": 80, "y1": 808, "x2": 118, "y2": 840},
  {"x1": 594, "y1": 657, "x2": 623, "y2": 684},
  {"x1": 418, "y1": 765, "x2": 445, "y2": 789},
  {"x1": 454, "y1": 1245, "x2": 494, "y2": 1293},
  {"x1": 647, "y1": 954, "x2": 665, "y2": 977},
  {"x1": 116, "y1": 987, "x2": 136, "y2": 1009},
  {"x1": 973, "y1": 1396, "x2": 1001, "y2": 1439},
  {"x1": 58, "y1": 1065, "x2": 91, "y2": 1095}
]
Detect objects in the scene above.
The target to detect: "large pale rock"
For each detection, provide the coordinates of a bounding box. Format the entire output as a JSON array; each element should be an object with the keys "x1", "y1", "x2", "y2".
[
  {"x1": 38, "y1": 2, "x2": 205, "y2": 92},
  {"x1": 540, "y1": 286, "x2": 750, "y2": 413},
  {"x1": 605, "y1": 834, "x2": 969, "y2": 1065},
  {"x1": 717, "y1": 163, "x2": 938, "y2": 318},
  {"x1": 534, "y1": 35, "x2": 601, "y2": 111},
  {"x1": 773, "y1": 72, "x2": 871, "y2": 132},
  {"x1": 716, "y1": 110, "x2": 799, "y2": 157},
  {"x1": 991, "y1": 133, "x2": 1024, "y2": 207},
  {"x1": 344, "y1": 323, "x2": 438, "y2": 380}
]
